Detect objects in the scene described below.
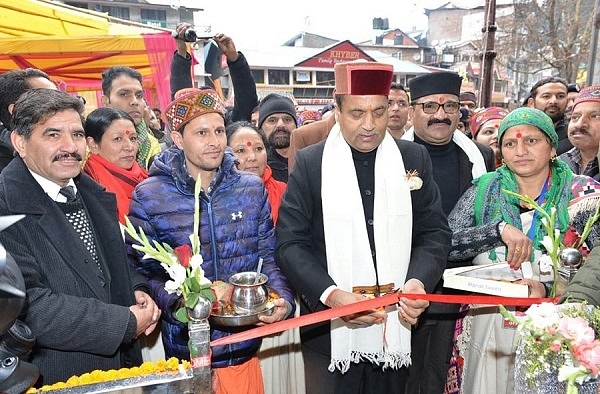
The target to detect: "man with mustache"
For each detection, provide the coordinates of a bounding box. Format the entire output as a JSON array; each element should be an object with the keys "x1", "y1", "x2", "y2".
[
  {"x1": 257, "y1": 93, "x2": 298, "y2": 183},
  {"x1": 0, "y1": 89, "x2": 160, "y2": 385},
  {"x1": 559, "y1": 85, "x2": 600, "y2": 180},
  {"x1": 526, "y1": 76, "x2": 572, "y2": 155},
  {"x1": 277, "y1": 60, "x2": 450, "y2": 394},
  {"x1": 401, "y1": 71, "x2": 495, "y2": 394}
]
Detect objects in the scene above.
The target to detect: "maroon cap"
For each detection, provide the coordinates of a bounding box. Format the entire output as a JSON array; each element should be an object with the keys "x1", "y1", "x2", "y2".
[{"x1": 334, "y1": 61, "x2": 394, "y2": 96}]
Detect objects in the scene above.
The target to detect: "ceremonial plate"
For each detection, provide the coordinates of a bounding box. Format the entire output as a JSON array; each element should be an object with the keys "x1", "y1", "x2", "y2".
[{"x1": 210, "y1": 288, "x2": 278, "y2": 327}]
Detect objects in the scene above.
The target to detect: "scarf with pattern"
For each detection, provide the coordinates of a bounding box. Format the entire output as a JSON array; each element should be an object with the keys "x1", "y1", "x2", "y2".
[{"x1": 473, "y1": 159, "x2": 573, "y2": 250}]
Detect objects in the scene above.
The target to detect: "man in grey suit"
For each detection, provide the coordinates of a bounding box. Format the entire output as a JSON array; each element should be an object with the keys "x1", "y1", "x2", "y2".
[
  {"x1": 276, "y1": 61, "x2": 451, "y2": 394},
  {"x1": 0, "y1": 89, "x2": 160, "y2": 386}
]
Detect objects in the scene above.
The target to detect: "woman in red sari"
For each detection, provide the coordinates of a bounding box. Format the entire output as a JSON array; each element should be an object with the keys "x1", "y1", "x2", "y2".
[
  {"x1": 84, "y1": 107, "x2": 148, "y2": 224},
  {"x1": 226, "y1": 121, "x2": 286, "y2": 223}
]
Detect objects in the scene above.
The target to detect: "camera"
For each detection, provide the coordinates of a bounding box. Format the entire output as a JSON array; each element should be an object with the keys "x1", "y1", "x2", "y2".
[
  {"x1": 172, "y1": 27, "x2": 212, "y2": 43},
  {"x1": 0, "y1": 216, "x2": 39, "y2": 393}
]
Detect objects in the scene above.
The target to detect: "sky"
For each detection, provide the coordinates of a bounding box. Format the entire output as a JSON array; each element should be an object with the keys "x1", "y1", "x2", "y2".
[{"x1": 188, "y1": 1, "x2": 450, "y2": 51}]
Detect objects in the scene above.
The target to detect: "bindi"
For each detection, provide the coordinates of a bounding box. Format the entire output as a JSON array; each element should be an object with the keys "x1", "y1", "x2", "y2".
[
  {"x1": 125, "y1": 129, "x2": 131, "y2": 135},
  {"x1": 516, "y1": 131, "x2": 522, "y2": 138},
  {"x1": 246, "y1": 141, "x2": 252, "y2": 147},
  {"x1": 438, "y1": 97, "x2": 444, "y2": 104}
]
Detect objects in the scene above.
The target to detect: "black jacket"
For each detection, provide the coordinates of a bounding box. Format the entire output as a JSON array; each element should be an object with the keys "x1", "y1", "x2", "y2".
[
  {"x1": 170, "y1": 51, "x2": 258, "y2": 125},
  {"x1": 276, "y1": 139, "x2": 451, "y2": 354}
]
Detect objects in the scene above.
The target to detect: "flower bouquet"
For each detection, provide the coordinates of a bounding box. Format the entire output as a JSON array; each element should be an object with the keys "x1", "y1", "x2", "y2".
[
  {"x1": 503, "y1": 190, "x2": 600, "y2": 297},
  {"x1": 500, "y1": 302, "x2": 600, "y2": 394},
  {"x1": 124, "y1": 178, "x2": 215, "y2": 323}
]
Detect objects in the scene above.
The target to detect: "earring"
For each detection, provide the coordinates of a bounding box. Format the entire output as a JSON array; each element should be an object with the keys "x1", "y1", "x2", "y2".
[
  {"x1": 550, "y1": 155, "x2": 557, "y2": 162},
  {"x1": 501, "y1": 159, "x2": 506, "y2": 166}
]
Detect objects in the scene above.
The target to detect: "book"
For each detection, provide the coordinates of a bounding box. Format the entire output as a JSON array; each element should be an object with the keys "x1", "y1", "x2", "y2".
[{"x1": 443, "y1": 261, "x2": 533, "y2": 298}]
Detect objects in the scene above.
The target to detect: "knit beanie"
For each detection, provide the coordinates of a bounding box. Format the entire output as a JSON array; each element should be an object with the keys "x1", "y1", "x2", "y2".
[{"x1": 258, "y1": 93, "x2": 297, "y2": 129}]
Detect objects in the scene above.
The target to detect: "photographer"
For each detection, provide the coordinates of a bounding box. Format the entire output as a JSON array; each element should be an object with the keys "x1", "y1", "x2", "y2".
[{"x1": 170, "y1": 23, "x2": 258, "y2": 125}]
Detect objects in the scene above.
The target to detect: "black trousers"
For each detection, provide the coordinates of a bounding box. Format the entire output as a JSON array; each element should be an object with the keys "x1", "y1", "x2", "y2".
[
  {"x1": 303, "y1": 345, "x2": 409, "y2": 394},
  {"x1": 405, "y1": 304, "x2": 458, "y2": 394}
]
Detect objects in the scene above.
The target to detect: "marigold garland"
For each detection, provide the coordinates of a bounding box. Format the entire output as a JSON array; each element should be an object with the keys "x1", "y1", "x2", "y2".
[{"x1": 26, "y1": 357, "x2": 191, "y2": 393}]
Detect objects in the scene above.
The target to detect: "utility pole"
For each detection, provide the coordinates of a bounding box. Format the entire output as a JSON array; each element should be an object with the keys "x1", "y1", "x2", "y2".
[
  {"x1": 587, "y1": 0, "x2": 600, "y2": 85},
  {"x1": 479, "y1": 0, "x2": 497, "y2": 108}
]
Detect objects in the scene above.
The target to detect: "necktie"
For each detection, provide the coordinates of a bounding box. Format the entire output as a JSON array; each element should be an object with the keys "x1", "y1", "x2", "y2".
[{"x1": 59, "y1": 186, "x2": 76, "y2": 202}]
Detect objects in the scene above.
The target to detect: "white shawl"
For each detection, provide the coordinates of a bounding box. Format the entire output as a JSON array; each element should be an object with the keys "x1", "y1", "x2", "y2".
[
  {"x1": 402, "y1": 127, "x2": 488, "y2": 178},
  {"x1": 321, "y1": 123, "x2": 413, "y2": 373}
]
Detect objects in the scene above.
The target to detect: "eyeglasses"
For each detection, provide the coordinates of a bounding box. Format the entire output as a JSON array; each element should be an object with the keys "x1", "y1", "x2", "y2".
[{"x1": 413, "y1": 101, "x2": 460, "y2": 114}]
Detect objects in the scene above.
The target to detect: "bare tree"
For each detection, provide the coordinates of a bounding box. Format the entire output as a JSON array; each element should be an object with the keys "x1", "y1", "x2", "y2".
[{"x1": 497, "y1": 0, "x2": 594, "y2": 82}]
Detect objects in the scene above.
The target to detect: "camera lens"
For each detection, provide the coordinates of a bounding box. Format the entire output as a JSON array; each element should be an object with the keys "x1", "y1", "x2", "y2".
[
  {"x1": 0, "y1": 320, "x2": 35, "y2": 360},
  {"x1": 184, "y1": 28, "x2": 198, "y2": 42}
]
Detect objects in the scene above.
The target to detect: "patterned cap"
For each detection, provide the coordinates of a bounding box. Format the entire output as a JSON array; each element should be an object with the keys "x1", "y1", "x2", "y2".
[
  {"x1": 334, "y1": 61, "x2": 394, "y2": 95},
  {"x1": 573, "y1": 85, "x2": 600, "y2": 111},
  {"x1": 498, "y1": 107, "x2": 557, "y2": 149},
  {"x1": 165, "y1": 88, "x2": 225, "y2": 132},
  {"x1": 298, "y1": 110, "x2": 322, "y2": 126},
  {"x1": 470, "y1": 107, "x2": 509, "y2": 136}
]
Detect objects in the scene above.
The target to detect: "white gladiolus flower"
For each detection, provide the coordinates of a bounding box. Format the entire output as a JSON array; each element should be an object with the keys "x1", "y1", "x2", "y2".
[
  {"x1": 541, "y1": 217, "x2": 548, "y2": 227},
  {"x1": 161, "y1": 262, "x2": 186, "y2": 292},
  {"x1": 164, "y1": 279, "x2": 182, "y2": 295},
  {"x1": 541, "y1": 235, "x2": 554, "y2": 253},
  {"x1": 189, "y1": 254, "x2": 203, "y2": 270}
]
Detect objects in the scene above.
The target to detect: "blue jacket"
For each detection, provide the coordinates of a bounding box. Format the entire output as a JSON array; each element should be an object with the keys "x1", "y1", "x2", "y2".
[{"x1": 127, "y1": 146, "x2": 294, "y2": 367}]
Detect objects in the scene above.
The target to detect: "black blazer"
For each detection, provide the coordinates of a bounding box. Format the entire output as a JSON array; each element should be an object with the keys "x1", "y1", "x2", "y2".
[
  {"x1": 275, "y1": 139, "x2": 452, "y2": 354},
  {"x1": 0, "y1": 157, "x2": 145, "y2": 385}
]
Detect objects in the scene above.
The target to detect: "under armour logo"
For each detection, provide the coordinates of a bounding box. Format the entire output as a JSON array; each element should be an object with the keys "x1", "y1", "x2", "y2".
[{"x1": 231, "y1": 211, "x2": 243, "y2": 220}]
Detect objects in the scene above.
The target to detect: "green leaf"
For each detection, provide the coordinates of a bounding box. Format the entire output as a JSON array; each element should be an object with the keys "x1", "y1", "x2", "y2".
[
  {"x1": 185, "y1": 292, "x2": 199, "y2": 309},
  {"x1": 200, "y1": 288, "x2": 216, "y2": 303},
  {"x1": 188, "y1": 277, "x2": 201, "y2": 293},
  {"x1": 175, "y1": 307, "x2": 189, "y2": 323}
]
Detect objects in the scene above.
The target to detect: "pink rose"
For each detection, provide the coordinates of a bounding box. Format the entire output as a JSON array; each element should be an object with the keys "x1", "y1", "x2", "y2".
[
  {"x1": 550, "y1": 340, "x2": 562, "y2": 352},
  {"x1": 572, "y1": 341, "x2": 600, "y2": 376},
  {"x1": 557, "y1": 317, "x2": 595, "y2": 346}
]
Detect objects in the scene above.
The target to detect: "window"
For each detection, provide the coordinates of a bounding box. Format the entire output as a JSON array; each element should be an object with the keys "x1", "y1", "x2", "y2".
[
  {"x1": 141, "y1": 9, "x2": 166, "y2": 21},
  {"x1": 267, "y1": 69, "x2": 289, "y2": 85},
  {"x1": 295, "y1": 71, "x2": 311, "y2": 84},
  {"x1": 251, "y1": 69, "x2": 265, "y2": 84},
  {"x1": 65, "y1": 2, "x2": 88, "y2": 9},
  {"x1": 293, "y1": 87, "x2": 335, "y2": 100},
  {"x1": 101, "y1": 6, "x2": 130, "y2": 20},
  {"x1": 494, "y1": 80, "x2": 507, "y2": 93},
  {"x1": 316, "y1": 71, "x2": 335, "y2": 86}
]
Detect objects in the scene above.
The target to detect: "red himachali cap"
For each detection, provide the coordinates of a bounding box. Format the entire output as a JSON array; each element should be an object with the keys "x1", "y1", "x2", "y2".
[{"x1": 334, "y1": 61, "x2": 394, "y2": 96}]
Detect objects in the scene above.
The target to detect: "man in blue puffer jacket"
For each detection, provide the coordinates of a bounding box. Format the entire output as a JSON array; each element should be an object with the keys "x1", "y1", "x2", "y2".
[{"x1": 127, "y1": 87, "x2": 295, "y2": 393}]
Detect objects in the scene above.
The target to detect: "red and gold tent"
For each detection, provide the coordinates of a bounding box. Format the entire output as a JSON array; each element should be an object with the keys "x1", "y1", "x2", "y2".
[{"x1": 0, "y1": 0, "x2": 176, "y2": 110}]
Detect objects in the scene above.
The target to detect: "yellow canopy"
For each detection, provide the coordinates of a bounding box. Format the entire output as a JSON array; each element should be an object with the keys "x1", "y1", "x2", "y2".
[{"x1": 0, "y1": 0, "x2": 176, "y2": 108}]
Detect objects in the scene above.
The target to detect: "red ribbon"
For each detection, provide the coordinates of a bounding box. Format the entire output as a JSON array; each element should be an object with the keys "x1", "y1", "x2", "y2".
[{"x1": 210, "y1": 292, "x2": 557, "y2": 348}]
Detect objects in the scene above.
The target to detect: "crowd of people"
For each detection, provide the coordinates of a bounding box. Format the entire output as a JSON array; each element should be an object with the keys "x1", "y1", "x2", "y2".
[{"x1": 2, "y1": 20, "x2": 600, "y2": 394}]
